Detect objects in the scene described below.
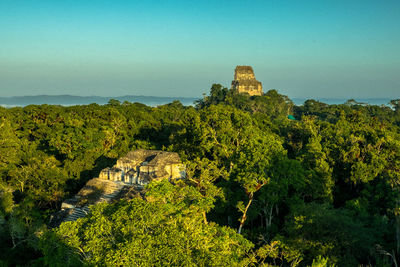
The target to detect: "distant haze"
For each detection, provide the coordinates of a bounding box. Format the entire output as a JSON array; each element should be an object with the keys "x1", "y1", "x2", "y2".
[
  {"x1": 0, "y1": 95, "x2": 198, "y2": 107},
  {"x1": 0, "y1": 1, "x2": 399, "y2": 99},
  {"x1": 0, "y1": 95, "x2": 395, "y2": 108}
]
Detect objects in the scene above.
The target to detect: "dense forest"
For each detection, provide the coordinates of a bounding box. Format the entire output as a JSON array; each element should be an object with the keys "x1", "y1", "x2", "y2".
[{"x1": 1, "y1": 84, "x2": 400, "y2": 266}]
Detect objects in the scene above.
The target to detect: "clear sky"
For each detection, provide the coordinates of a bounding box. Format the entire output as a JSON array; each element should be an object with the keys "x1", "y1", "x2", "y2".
[{"x1": 0, "y1": 0, "x2": 399, "y2": 98}]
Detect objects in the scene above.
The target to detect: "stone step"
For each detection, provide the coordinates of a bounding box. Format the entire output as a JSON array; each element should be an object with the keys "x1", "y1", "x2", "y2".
[
  {"x1": 95, "y1": 194, "x2": 117, "y2": 201},
  {"x1": 66, "y1": 213, "x2": 84, "y2": 220},
  {"x1": 82, "y1": 206, "x2": 90, "y2": 212},
  {"x1": 104, "y1": 193, "x2": 120, "y2": 198},
  {"x1": 106, "y1": 190, "x2": 120, "y2": 195},
  {"x1": 65, "y1": 215, "x2": 79, "y2": 221},
  {"x1": 105, "y1": 184, "x2": 124, "y2": 188},
  {"x1": 62, "y1": 181, "x2": 127, "y2": 223},
  {"x1": 73, "y1": 211, "x2": 86, "y2": 217},
  {"x1": 101, "y1": 186, "x2": 125, "y2": 195},
  {"x1": 64, "y1": 206, "x2": 91, "y2": 222}
]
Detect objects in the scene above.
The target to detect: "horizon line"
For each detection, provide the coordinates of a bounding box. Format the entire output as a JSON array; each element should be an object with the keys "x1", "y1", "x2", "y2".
[{"x1": 0, "y1": 94, "x2": 396, "y2": 100}]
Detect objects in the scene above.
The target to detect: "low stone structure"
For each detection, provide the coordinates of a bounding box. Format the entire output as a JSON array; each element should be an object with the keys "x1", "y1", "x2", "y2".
[
  {"x1": 231, "y1": 66, "x2": 263, "y2": 96},
  {"x1": 99, "y1": 149, "x2": 185, "y2": 185},
  {"x1": 51, "y1": 150, "x2": 185, "y2": 226}
]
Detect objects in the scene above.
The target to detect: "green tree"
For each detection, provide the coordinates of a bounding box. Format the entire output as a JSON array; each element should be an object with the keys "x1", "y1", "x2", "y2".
[
  {"x1": 41, "y1": 180, "x2": 253, "y2": 266},
  {"x1": 232, "y1": 126, "x2": 285, "y2": 234}
]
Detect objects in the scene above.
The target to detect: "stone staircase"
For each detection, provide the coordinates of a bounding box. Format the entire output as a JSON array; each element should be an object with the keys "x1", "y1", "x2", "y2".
[
  {"x1": 96, "y1": 181, "x2": 126, "y2": 203},
  {"x1": 63, "y1": 181, "x2": 126, "y2": 223},
  {"x1": 64, "y1": 206, "x2": 90, "y2": 222}
]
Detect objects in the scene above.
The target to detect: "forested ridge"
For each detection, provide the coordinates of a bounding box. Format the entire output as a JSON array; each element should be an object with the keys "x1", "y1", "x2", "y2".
[{"x1": 1, "y1": 84, "x2": 400, "y2": 266}]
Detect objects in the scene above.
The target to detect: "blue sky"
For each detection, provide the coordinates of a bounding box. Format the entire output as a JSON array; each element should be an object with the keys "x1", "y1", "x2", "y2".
[{"x1": 0, "y1": 0, "x2": 399, "y2": 98}]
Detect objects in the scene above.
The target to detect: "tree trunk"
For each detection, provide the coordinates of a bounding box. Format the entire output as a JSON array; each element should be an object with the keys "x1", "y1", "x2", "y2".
[
  {"x1": 238, "y1": 192, "x2": 254, "y2": 234},
  {"x1": 18, "y1": 180, "x2": 24, "y2": 193},
  {"x1": 202, "y1": 211, "x2": 208, "y2": 225},
  {"x1": 267, "y1": 204, "x2": 274, "y2": 228}
]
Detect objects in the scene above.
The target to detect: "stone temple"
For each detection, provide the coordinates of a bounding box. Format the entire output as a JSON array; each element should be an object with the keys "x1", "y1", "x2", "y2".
[
  {"x1": 51, "y1": 150, "x2": 185, "y2": 226},
  {"x1": 231, "y1": 66, "x2": 263, "y2": 96},
  {"x1": 99, "y1": 150, "x2": 184, "y2": 185}
]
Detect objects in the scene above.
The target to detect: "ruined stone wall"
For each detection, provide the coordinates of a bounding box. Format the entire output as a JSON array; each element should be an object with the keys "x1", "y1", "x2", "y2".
[{"x1": 99, "y1": 150, "x2": 185, "y2": 186}]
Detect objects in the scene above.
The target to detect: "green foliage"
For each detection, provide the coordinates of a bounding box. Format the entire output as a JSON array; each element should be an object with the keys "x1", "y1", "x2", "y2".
[
  {"x1": 283, "y1": 202, "x2": 389, "y2": 266},
  {"x1": 253, "y1": 240, "x2": 303, "y2": 266},
  {"x1": 0, "y1": 84, "x2": 400, "y2": 266},
  {"x1": 42, "y1": 181, "x2": 253, "y2": 266},
  {"x1": 311, "y1": 256, "x2": 334, "y2": 267}
]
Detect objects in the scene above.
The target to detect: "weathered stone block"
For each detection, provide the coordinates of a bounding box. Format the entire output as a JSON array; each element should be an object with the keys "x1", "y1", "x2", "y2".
[
  {"x1": 109, "y1": 168, "x2": 123, "y2": 181},
  {"x1": 99, "y1": 167, "x2": 110, "y2": 180}
]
